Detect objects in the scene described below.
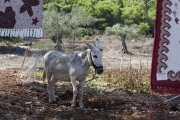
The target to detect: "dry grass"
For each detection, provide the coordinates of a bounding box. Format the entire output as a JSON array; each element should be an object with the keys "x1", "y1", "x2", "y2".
[
  {"x1": 31, "y1": 65, "x2": 151, "y2": 94},
  {"x1": 96, "y1": 66, "x2": 151, "y2": 93}
]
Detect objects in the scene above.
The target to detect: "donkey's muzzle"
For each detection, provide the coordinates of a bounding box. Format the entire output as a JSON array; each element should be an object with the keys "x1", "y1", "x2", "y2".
[{"x1": 95, "y1": 66, "x2": 103, "y2": 74}]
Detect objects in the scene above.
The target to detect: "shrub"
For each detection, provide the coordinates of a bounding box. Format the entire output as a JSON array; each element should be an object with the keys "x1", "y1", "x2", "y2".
[
  {"x1": 137, "y1": 22, "x2": 150, "y2": 35},
  {"x1": 105, "y1": 23, "x2": 139, "y2": 40},
  {"x1": 0, "y1": 37, "x2": 22, "y2": 47},
  {"x1": 83, "y1": 35, "x2": 90, "y2": 40},
  {"x1": 76, "y1": 27, "x2": 92, "y2": 37},
  {"x1": 95, "y1": 67, "x2": 150, "y2": 93},
  {"x1": 31, "y1": 39, "x2": 54, "y2": 50}
]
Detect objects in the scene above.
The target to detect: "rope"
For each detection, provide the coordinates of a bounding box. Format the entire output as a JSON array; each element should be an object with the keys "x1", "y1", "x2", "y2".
[
  {"x1": 85, "y1": 73, "x2": 98, "y2": 84},
  {"x1": 78, "y1": 71, "x2": 98, "y2": 94}
]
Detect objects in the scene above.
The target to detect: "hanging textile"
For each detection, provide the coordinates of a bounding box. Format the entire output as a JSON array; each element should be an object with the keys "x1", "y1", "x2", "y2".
[
  {"x1": 0, "y1": 0, "x2": 43, "y2": 38},
  {"x1": 151, "y1": 0, "x2": 180, "y2": 93}
]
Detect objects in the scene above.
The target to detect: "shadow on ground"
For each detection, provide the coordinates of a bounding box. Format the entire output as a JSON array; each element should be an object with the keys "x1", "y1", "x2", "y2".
[{"x1": 0, "y1": 46, "x2": 48, "y2": 56}]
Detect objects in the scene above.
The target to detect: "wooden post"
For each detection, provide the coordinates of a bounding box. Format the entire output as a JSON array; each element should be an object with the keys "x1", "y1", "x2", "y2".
[
  {"x1": 138, "y1": 60, "x2": 142, "y2": 81},
  {"x1": 22, "y1": 48, "x2": 28, "y2": 69},
  {"x1": 120, "y1": 55, "x2": 123, "y2": 71}
]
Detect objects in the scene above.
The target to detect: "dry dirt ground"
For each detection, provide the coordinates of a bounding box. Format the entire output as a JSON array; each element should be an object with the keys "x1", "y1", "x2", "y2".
[{"x1": 0, "y1": 36, "x2": 180, "y2": 120}]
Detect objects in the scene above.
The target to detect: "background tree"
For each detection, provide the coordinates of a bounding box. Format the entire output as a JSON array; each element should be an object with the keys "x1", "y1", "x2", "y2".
[
  {"x1": 77, "y1": 0, "x2": 123, "y2": 31},
  {"x1": 43, "y1": 0, "x2": 156, "y2": 36},
  {"x1": 43, "y1": 6, "x2": 71, "y2": 51},
  {"x1": 43, "y1": 6, "x2": 96, "y2": 52},
  {"x1": 121, "y1": 0, "x2": 156, "y2": 35},
  {"x1": 105, "y1": 23, "x2": 138, "y2": 54},
  {"x1": 147, "y1": 0, "x2": 156, "y2": 35},
  {"x1": 0, "y1": 0, "x2": 156, "y2": 49}
]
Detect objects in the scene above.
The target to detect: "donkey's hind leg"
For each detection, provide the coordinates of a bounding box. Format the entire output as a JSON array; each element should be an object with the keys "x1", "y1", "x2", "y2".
[
  {"x1": 46, "y1": 71, "x2": 53, "y2": 103},
  {"x1": 50, "y1": 77, "x2": 58, "y2": 102}
]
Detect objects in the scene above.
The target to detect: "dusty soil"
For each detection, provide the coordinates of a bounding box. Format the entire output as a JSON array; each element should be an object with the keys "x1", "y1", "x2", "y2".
[
  {"x1": 0, "y1": 68, "x2": 180, "y2": 120},
  {"x1": 0, "y1": 36, "x2": 180, "y2": 120}
]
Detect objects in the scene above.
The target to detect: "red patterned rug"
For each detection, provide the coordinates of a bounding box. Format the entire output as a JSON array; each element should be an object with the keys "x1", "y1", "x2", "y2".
[
  {"x1": 0, "y1": 0, "x2": 43, "y2": 38},
  {"x1": 151, "y1": 0, "x2": 180, "y2": 94}
]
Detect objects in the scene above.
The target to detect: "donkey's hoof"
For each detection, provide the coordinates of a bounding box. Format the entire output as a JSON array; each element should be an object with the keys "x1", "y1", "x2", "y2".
[
  {"x1": 70, "y1": 101, "x2": 76, "y2": 107},
  {"x1": 71, "y1": 104, "x2": 76, "y2": 107},
  {"x1": 51, "y1": 101, "x2": 57, "y2": 104},
  {"x1": 49, "y1": 100, "x2": 57, "y2": 104},
  {"x1": 79, "y1": 105, "x2": 84, "y2": 108},
  {"x1": 71, "y1": 102, "x2": 76, "y2": 107}
]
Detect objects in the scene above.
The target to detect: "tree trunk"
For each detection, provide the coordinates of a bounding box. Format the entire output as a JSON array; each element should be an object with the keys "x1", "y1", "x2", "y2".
[
  {"x1": 121, "y1": 34, "x2": 133, "y2": 55},
  {"x1": 51, "y1": 35, "x2": 63, "y2": 52}
]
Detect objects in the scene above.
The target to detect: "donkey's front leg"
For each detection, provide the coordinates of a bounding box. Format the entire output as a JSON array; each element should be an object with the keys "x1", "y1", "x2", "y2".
[
  {"x1": 71, "y1": 77, "x2": 78, "y2": 107},
  {"x1": 79, "y1": 80, "x2": 85, "y2": 108}
]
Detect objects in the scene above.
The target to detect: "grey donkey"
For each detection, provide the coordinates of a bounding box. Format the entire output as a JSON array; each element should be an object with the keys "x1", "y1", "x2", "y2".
[{"x1": 42, "y1": 40, "x2": 103, "y2": 108}]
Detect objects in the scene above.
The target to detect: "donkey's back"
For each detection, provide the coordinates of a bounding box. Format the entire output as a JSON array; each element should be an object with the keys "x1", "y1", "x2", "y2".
[{"x1": 44, "y1": 51, "x2": 73, "y2": 81}]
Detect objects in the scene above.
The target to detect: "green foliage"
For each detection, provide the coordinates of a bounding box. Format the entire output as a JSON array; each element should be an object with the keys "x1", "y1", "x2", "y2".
[
  {"x1": 147, "y1": 0, "x2": 156, "y2": 34},
  {"x1": 69, "y1": 6, "x2": 97, "y2": 28},
  {"x1": 43, "y1": 7, "x2": 72, "y2": 38},
  {"x1": 121, "y1": 0, "x2": 145, "y2": 25},
  {"x1": 33, "y1": 71, "x2": 43, "y2": 77},
  {"x1": 43, "y1": 6, "x2": 96, "y2": 39},
  {"x1": 0, "y1": 37, "x2": 22, "y2": 46},
  {"x1": 75, "y1": 28, "x2": 91, "y2": 37},
  {"x1": 43, "y1": 0, "x2": 156, "y2": 35},
  {"x1": 137, "y1": 22, "x2": 150, "y2": 35},
  {"x1": 31, "y1": 39, "x2": 54, "y2": 50},
  {"x1": 83, "y1": 35, "x2": 90, "y2": 40},
  {"x1": 92, "y1": 0, "x2": 122, "y2": 30},
  {"x1": 121, "y1": 0, "x2": 156, "y2": 34},
  {"x1": 105, "y1": 23, "x2": 139, "y2": 40},
  {"x1": 43, "y1": 0, "x2": 77, "y2": 12},
  {"x1": 44, "y1": 0, "x2": 123, "y2": 31}
]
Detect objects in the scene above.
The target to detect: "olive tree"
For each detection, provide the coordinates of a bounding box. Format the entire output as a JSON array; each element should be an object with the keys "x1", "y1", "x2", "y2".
[
  {"x1": 43, "y1": 6, "x2": 97, "y2": 52},
  {"x1": 105, "y1": 24, "x2": 138, "y2": 54}
]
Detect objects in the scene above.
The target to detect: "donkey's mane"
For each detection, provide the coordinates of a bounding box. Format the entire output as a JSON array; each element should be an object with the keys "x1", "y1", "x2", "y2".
[{"x1": 78, "y1": 49, "x2": 89, "y2": 59}]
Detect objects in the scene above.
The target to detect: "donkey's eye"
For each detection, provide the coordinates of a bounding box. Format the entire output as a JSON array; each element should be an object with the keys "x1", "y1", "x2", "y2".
[{"x1": 93, "y1": 55, "x2": 97, "y2": 58}]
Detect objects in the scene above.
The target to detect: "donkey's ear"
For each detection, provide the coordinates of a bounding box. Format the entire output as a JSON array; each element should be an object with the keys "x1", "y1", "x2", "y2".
[
  {"x1": 95, "y1": 38, "x2": 100, "y2": 48},
  {"x1": 84, "y1": 40, "x2": 94, "y2": 50}
]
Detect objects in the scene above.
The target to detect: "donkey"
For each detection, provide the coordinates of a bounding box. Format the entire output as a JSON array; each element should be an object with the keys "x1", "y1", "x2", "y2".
[{"x1": 43, "y1": 40, "x2": 103, "y2": 108}]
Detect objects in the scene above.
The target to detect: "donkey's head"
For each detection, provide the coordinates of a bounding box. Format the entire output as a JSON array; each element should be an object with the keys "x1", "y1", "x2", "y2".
[{"x1": 84, "y1": 39, "x2": 103, "y2": 74}]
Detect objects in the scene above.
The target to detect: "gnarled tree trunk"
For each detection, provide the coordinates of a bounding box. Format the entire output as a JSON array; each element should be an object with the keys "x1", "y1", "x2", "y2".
[
  {"x1": 51, "y1": 35, "x2": 63, "y2": 52},
  {"x1": 121, "y1": 34, "x2": 133, "y2": 55}
]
